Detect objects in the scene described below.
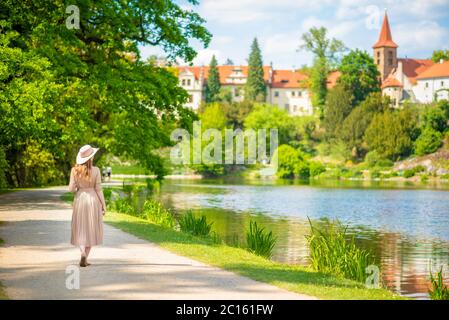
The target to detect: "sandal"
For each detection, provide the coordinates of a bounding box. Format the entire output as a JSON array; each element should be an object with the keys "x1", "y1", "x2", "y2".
[{"x1": 80, "y1": 256, "x2": 87, "y2": 267}]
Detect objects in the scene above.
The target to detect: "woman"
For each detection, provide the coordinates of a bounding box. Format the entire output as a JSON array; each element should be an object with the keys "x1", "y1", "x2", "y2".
[{"x1": 69, "y1": 145, "x2": 106, "y2": 267}]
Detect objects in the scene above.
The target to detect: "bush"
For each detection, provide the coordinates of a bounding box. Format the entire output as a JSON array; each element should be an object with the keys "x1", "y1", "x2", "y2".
[
  {"x1": 294, "y1": 161, "x2": 310, "y2": 179},
  {"x1": 246, "y1": 221, "x2": 277, "y2": 259},
  {"x1": 309, "y1": 162, "x2": 326, "y2": 177},
  {"x1": 142, "y1": 199, "x2": 176, "y2": 229},
  {"x1": 403, "y1": 165, "x2": 426, "y2": 178},
  {"x1": 415, "y1": 127, "x2": 442, "y2": 156},
  {"x1": 428, "y1": 267, "x2": 449, "y2": 300},
  {"x1": 179, "y1": 211, "x2": 213, "y2": 237},
  {"x1": 113, "y1": 197, "x2": 135, "y2": 215},
  {"x1": 306, "y1": 218, "x2": 375, "y2": 283}
]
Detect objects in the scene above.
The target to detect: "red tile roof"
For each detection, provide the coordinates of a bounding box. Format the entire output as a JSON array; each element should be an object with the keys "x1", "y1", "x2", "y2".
[
  {"x1": 373, "y1": 13, "x2": 398, "y2": 48},
  {"x1": 382, "y1": 75, "x2": 403, "y2": 88},
  {"x1": 271, "y1": 70, "x2": 308, "y2": 88},
  {"x1": 416, "y1": 61, "x2": 449, "y2": 80},
  {"x1": 399, "y1": 59, "x2": 434, "y2": 84},
  {"x1": 178, "y1": 65, "x2": 272, "y2": 84},
  {"x1": 326, "y1": 71, "x2": 341, "y2": 89}
]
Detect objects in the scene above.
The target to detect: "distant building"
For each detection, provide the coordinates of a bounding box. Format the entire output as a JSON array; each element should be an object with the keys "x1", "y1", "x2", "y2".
[
  {"x1": 177, "y1": 65, "x2": 315, "y2": 115},
  {"x1": 374, "y1": 12, "x2": 449, "y2": 106}
]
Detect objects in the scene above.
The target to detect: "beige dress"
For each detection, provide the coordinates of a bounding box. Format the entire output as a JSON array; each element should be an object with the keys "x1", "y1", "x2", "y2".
[{"x1": 69, "y1": 166, "x2": 106, "y2": 246}]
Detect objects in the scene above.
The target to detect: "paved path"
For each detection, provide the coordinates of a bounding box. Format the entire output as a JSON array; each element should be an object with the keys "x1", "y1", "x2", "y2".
[{"x1": 0, "y1": 187, "x2": 315, "y2": 300}]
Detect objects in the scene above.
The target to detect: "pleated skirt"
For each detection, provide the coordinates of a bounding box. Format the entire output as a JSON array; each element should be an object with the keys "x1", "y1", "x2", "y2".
[{"x1": 71, "y1": 189, "x2": 103, "y2": 246}]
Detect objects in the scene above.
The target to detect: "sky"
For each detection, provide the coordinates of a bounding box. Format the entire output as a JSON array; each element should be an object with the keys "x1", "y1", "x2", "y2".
[{"x1": 139, "y1": 0, "x2": 449, "y2": 69}]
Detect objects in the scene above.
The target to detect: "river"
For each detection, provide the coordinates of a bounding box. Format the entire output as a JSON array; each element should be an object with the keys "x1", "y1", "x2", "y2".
[{"x1": 150, "y1": 178, "x2": 449, "y2": 299}]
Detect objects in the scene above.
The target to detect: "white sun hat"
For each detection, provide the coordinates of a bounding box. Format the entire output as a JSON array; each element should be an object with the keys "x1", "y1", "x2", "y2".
[{"x1": 76, "y1": 144, "x2": 99, "y2": 165}]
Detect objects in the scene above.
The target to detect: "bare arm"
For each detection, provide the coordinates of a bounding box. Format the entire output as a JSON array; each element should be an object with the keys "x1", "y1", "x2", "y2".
[
  {"x1": 95, "y1": 168, "x2": 106, "y2": 214},
  {"x1": 68, "y1": 168, "x2": 78, "y2": 192}
]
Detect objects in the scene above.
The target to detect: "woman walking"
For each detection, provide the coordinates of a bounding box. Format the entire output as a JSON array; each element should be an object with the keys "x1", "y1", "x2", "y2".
[{"x1": 69, "y1": 145, "x2": 106, "y2": 267}]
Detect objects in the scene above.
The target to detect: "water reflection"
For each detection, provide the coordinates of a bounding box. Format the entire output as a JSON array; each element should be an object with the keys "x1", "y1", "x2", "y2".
[{"x1": 146, "y1": 178, "x2": 449, "y2": 299}]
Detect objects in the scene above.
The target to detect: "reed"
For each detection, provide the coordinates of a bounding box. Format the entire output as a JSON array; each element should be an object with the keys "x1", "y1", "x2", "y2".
[
  {"x1": 141, "y1": 199, "x2": 176, "y2": 229},
  {"x1": 178, "y1": 211, "x2": 213, "y2": 237},
  {"x1": 245, "y1": 221, "x2": 277, "y2": 259},
  {"x1": 428, "y1": 266, "x2": 449, "y2": 300},
  {"x1": 306, "y1": 217, "x2": 375, "y2": 283}
]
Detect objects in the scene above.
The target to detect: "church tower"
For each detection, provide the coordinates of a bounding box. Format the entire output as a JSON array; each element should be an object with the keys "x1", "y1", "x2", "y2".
[{"x1": 373, "y1": 12, "x2": 398, "y2": 80}]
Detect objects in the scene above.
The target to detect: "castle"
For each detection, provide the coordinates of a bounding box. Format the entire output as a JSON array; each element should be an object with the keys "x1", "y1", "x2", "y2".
[{"x1": 177, "y1": 13, "x2": 449, "y2": 113}]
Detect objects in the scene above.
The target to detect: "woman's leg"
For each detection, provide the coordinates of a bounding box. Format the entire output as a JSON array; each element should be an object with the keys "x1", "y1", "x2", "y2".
[
  {"x1": 79, "y1": 246, "x2": 86, "y2": 257},
  {"x1": 85, "y1": 246, "x2": 91, "y2": 258}
]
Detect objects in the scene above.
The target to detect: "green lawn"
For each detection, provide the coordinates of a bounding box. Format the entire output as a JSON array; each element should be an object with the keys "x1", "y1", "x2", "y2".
[
  {"x1": 111, "y1": 165, "x2": 149, "y2": 175},
  {"x1": 103, "y1": 211, "x2": 404, "y2": 300}
]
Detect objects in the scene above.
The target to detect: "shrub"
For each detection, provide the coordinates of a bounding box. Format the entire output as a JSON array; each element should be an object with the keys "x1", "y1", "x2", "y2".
[
  {"x1": 113, "y1": 197, "x2": 135, "y2": 215},
  {"x1": 415, "y1": 127, "x2": 442, "y2": 156},
  {"x1": 246, "y1": 221, "x2": 277, "y2": 259},
  {"x1": 403, "y1": 165, "x2": 426, "y2": 178},
  {"x1": 428, "y1": 267, "x2": 449, "y2": 300},
  {"x1": 306, "y1": 218, "x2": 375, "y2": 283},
  {"x1": 309, "y1": 162, "x2": 326, "y2": 177},
  {"x1": 142, "y1": 199, "x2": 176, "y2": 229},
  {"x1": 179, "y1": 211, "x2": 213, "y2": 237},
  {"x1": 294, "y1": 161, "x2": 310, "y2": 179}
]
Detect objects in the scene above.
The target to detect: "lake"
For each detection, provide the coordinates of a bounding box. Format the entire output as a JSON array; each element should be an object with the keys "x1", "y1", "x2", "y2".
[{"x1": 150, "y1": 178, "x2": 449, "y2": 299}]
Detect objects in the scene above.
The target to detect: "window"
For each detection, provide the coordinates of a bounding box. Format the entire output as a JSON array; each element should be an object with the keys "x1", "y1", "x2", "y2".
[
  {"x1": 377, "y1": 51, "x2": 380, "y2": 57},
  {"x1": 425, "y1": 82, "x2": 429, "y2": 88},
  {"x1": 235, "y1": 88, "x2": 241, "y2": 97},
  {"x1": 441, "y1": 81, "x2": 444, "y2": 87},
  {"x1": 182, "y1": 79, "x2": 186, "y2": 86},
  {"x1": 377, "y1": 59, "x2": 380, "y2": 65},
  {"x1": 274, "y1": 91, "x2": 279, "y2": 97},
  {"x1": 298, "y1": 91, "x2": 302, "y2": 97},
  {"x1": 187, "y1": 79, "x2": 191, "y2": 86},
  {"x1": 291, "y1": 91, "x2": 296, "y2": 97},
  {"x1": 293, "y1": 105, "x2": 297, "y2": 112},
  {"x1": 188, "y1": 95, "x2": 193, "y2": 103}
]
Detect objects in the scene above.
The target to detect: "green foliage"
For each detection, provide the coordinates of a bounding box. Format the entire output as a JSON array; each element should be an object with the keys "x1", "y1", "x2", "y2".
[
  {"x1": 244, "y1": 104, "x2": 296, "y2": 145},
  {"x1": 300, "y1": 27, "x2": 345, "y2": 115},
  {"x1": 323, "y1": 84, "x2": 354, "y2": 140},
  {"x1": 306, "y1": 218, "x2": 375, "y2": 283},
  {"x1": 179, "y1": 211, "x2": 213, "y2": 237},
  {"x1": 0, "y1": 147, "x2": 9, "y2": 189},
  {"x1": 142, "y1": 199, "x2": 176, "y2": 229},
  {"x1": 414, "y1": 127, "x2": 442, "y2": 156},
  {"x1": 245, "y1": 38, "x2": 266, "y2": 102},
  {"x1": 364, "y1": 109, "x2": 418, "y2": 160},
  {"x1": 431, "y1": 50, "x2": 449, "y2": 63},
  {"x1": 337, "y1": 49, "x2": 380, "y2": 105},
  {"x1": 199, "y1": 103, "x2": 227, "y2": 130},
  {"x1": 421, "y1": 102, "x2": 449, "y2": 132},
  {"x1": 222, "y1": 100, "x2": 254, "y2": 128},
  {"x1": 274, "y1": 145, "x2": 309, "y2": 178},
  {"x1": 428, "y1": 266, "x2": 449, "y2": 300},
  {"x1": 246, "y1": 221, "x2": 277, "y2": 259},
  {"x1": 340, "y1": 92, "x2": 389, "y2": 158},
  {"x1": 205, "y1": 55, "x2": 221, "y2": 103},
  {"x1": 365, "y1": 151, "x2": 393, "y2": 168},
  {"x1": 403, "y1": 165, "x2": 425, "y2": 178},
  {"x1": 113, "y1": 198, "x2": 135, "y2": 215},
  {"x1": 0, "y1": 1, "x2": 210, "y2": 186},
  {"x1": 309, "y1": 161, "x2": 326, "y2": 177}
]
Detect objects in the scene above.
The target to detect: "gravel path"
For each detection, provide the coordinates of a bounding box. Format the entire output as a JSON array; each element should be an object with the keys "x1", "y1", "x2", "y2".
[{"x1": 0, "y1": 187, "x2": 315, "y2": 300}]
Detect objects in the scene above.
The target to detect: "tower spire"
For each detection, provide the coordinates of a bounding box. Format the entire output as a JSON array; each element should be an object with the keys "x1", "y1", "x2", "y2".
[{"x1": 373, "y1": 11, "x2": 398, "y2": 49}]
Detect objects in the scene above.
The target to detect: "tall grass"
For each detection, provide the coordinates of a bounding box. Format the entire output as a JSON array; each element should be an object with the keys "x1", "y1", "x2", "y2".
[
  {"x1": 179, "y1": 211, "x2": 213, "y2": 237},
  {"x1": 428, "y1": 267, "x2": 449, "y2": 300},
  {"x1": 141, "y1": 199, "x2": 176, "y2": 229},
  {"x1": 246, "y1": 221, "x2": 277, "y2": 259},
  {"x1": 306, "y1": 218, "x2": 375, "y2": 283}
]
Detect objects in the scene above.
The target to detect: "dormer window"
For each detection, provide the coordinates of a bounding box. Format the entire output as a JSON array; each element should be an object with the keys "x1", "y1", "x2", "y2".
[
  {"x1": 187, "y1": 79, "x2": 191, "y2": 86},
  {"x1": 291, "y1": 91, "x2": 296, "y2": 97},
  {"x1": 182, "y1": 79, "x2": 186, "y2": 86}
]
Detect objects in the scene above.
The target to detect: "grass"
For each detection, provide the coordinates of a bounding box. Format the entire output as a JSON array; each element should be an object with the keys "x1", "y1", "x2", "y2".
[
  {"x1": 179, "y1": 211, "x2": 213, "y2": 237},
  {"x1": 142, "y1": 199, "x2": 176, "y2": 229},
  {"x1": 428, "y1": 267, "x2": 449, "y2": 300},
  {"x1": 111, "y1": 165, "x2": 148, "y2": 175},
  {"x1": 61, "y1": 192, "x2": 404, "y2": 299},
  {"x1": 306, "y1": 218, "x2": 375, "y2": 283},
  {"x1": 246, "y1": 221, "x2": 276, "y2": 259}
]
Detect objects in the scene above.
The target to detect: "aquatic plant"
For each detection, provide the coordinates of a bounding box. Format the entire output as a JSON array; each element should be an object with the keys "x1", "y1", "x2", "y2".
[
  {"x1": 179, "y1": 211, "x2": 213, "y2": 237},
  {"x1": 428, "y1": 266, "x2": 449, "y2": 300},
  {"x1": 141, "y1": 199, "x2": 176, "y2": 229},
  {"x1": 246, "y1": 221, "x2": 277, "y2": 259},
  {"x1": 306, "y1": 217, "x2": 375, "y2": 283}
]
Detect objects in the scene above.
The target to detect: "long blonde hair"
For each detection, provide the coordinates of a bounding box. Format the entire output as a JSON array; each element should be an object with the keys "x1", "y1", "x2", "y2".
[{"x1": 74, "y1": 158, "x2": 93, "y2": 180}]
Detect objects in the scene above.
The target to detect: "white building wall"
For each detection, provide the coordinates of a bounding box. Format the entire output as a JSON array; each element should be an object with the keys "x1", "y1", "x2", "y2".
[
  {"x1": 415, "y1": 77, "x2": 449, "y2": 103},
  {"x1": 270, "y1": 88, "x2": 313, "y2": 116}
]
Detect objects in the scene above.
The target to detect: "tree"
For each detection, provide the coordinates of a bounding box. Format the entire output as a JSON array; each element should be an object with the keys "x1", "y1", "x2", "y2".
[
  {"x1": 364, "y1": 109, "x2": 418, "y2": 160},
  {"x1": 244, "y1": 104, "x2": 297, "y2": 145},
  {"x1": 245, "y1": 38, "x2": 266, "y2": 102},
  {"x1": 338, "y1": 49, "x2": 380, "y2": 106},
  {"x1": 300, "y1": 27, "x2": 345, "y2": 116},
  {"x1": 431, "y1": 50, "x2": 449, "y2": 63},
  {"x1": 273, "y1": 145, "x2": 309, "y2": 179},
  {"x1": 323, "y1": 84, "x2": 354, "y2": 140},
  {"x1": 0, "y1": 1, "x2": 210, "y2": 186},
  {"x1": 205, "y1": 55, "x2": 221, "y2": 103},
  {"x1": 340, "y1": 92, "x2": 389, "y2": 157},
  {"x1": 224, "y1": 58, "x2": 234, "y2": 65},
  {"x1": 414, "y1": 127, "x2": 442, "y2": 156}
]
